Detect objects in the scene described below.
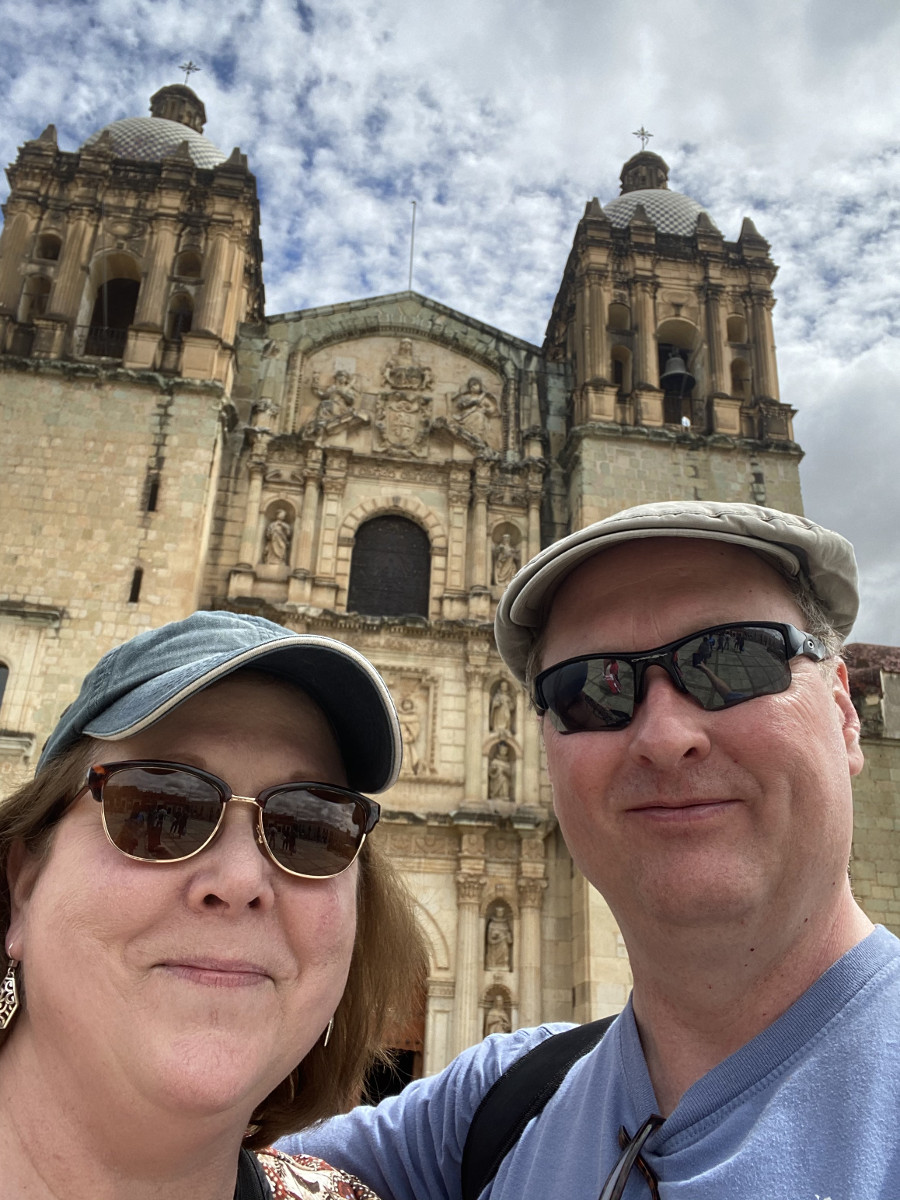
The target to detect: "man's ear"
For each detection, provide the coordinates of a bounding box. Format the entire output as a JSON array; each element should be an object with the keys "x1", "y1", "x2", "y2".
[
  {"x1": 5, "y1": 839, "x2": 43, "y2": 957},
  {"x1": 833, "y1": 659, "x2": 865, "y2": 778}
]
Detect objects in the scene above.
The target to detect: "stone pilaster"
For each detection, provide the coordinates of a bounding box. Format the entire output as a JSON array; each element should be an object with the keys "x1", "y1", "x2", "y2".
[
  {"x1": 516, "y1": 873, "x2": 547, "y2": 1027},
  {"x1": 454, "y1": 868, "x2": 487, "y2": 1053}
]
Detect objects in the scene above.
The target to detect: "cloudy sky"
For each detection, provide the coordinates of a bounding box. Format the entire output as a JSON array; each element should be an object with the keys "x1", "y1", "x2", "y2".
[{"x1": 2, "y1": 0, "x2": 898, "y2": 644}]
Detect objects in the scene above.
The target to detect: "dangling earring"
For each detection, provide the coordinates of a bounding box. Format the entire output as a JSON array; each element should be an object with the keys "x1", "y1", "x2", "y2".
[
  {"x1": 0, "y1": 958, "x2": 20, "y2": 1030},
  {"x1": 322, "y1": 1017, "x2": 334, "y2": 1048}
]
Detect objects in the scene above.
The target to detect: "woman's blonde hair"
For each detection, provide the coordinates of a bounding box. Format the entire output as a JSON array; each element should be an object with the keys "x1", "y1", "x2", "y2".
[{"x1": 0, "y1": 737, "x2": 428, "y2": 1148}]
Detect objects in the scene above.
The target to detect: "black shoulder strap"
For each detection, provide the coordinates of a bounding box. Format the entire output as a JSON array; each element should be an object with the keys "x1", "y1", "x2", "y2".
[
  {"x1": 234, "y1": 1149, "x2": 273, "y2": 1200},
  {"x1": 460, "y1": 1015, "x2": 617, "y2": 1200}
]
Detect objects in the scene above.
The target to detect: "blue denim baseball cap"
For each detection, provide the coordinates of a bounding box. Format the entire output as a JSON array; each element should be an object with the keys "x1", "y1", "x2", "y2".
[{"x1": 37, "y1": 611, "x2": 402, "y2": 792}]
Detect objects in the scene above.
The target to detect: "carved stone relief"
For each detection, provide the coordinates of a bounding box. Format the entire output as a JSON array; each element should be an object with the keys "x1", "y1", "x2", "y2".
[
  {"x1": 489, "y1": 679, "x2": 515, "y2": 737},
  {"x1": 488, "y1": 740, "x2": 514, "y2": 803}
]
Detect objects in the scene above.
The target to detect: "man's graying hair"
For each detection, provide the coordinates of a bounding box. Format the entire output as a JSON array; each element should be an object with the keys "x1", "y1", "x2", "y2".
[{"x1": 523, "y1": 565, "x2": 843, "y2": 689}]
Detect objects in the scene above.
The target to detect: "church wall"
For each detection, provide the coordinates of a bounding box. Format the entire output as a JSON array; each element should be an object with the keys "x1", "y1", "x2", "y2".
[
  {"x1": 565, "y1": 433, "x2": 804, "y2": 530},
  {"x1": 850, "y1": 735, "x2": 900, "y2": 938},
  {"x1": 0, "y1": 363, "x2": 226, "y2": 788}
]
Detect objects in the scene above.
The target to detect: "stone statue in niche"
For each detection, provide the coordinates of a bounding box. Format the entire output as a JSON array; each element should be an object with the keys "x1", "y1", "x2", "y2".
[
  {"x1": 398, "y1": 695, "x2": 424, "y2": 775},
  {"x1": 485, "y1": 903, "x2": 513, "y2": 971},
  {"x1": 452, "y1": 376, "x2": 498, "y2": 442},
  {"x1": 488, "y1": 742, "x2": 513, "y2": 803},
  {"x1": 492, "y1": 533, "x2": 520, "y2": 586},
  {"x1": 484, "y1": 995, "x2": 512, "y2": 1037},
  {"x1": 263, "y1": 508, "x2": 292, "y2": 565},
  {"x1": 489, "y1": 680, "x2": 515, "y2": 736}
]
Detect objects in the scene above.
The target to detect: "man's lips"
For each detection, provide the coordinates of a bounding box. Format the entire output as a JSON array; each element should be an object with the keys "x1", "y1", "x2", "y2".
[{"x1": 627, "y1": 798, "x2": 739, "y2": 819}]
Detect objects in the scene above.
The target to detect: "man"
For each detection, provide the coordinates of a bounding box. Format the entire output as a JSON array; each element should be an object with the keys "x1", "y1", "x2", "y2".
[{"x1": 282, "y1": 501, "x2": 900, "y2": 1197}]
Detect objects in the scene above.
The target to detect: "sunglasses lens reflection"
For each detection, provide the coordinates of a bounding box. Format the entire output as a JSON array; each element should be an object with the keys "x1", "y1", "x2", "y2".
[
  {"x1": 98, "y1": 768, "x2": 369, "y2": 877},
  {"x1": 100, "y1": 765, "x2": 222, "y2": 861},
  {"x1": 540, "y1": 625, "x2": 793, "y2": 733},
  {"x1": 260, "y1": 786, "x2": 369, "y2": 877}
]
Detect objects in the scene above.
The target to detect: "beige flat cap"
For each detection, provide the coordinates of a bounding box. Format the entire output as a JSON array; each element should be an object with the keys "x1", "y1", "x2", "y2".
[{"x1": 494, "y1": 500, "x2": 859, "y2": 684}]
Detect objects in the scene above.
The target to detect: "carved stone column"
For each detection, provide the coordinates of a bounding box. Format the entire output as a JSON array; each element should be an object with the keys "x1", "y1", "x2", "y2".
[
  {"x1": 471, "y1": 465, "x2": 490, "y2": 590},
  {"x1": 525, "y1": 465, "x2": 543, "y2": 570},
  {"x1": 703, "y1": 282, "x2": 725, "y2": 399},
  {"x1": 193, "y1": 226, "x2": 229, "y2": 334},
  {"x1": 444, "y1": 467, "x2": 471, "y2": 617},
  {"x1": 463, "y1": 659, "x2": 488, "y2": 804},
  {"x1": 516, "y1": 873, "x2": 547, "y2": 1028},
  {"x1": 0, "y1": 208, "x2": 33, "y2": 314},
  {"x1": 237, "y1": 461, "x2": 266, "y2": 568},
  {"x1": 454, "y1": 869, "x2": 487, "y2": 1053},
  {"x1": 48, "y1": 209, "x2": 96, "y2": 326},
  {"x1": 311, "y1": 450, "x2": 349, "y2": 608},
  {"x1": 588, "y1": 269, "x2": 609, "y2": 383},
  {"x1": 132, "y1": 216, "x2": 179, "y2": 330},
  {"x1": 292, "y1": 451, "x2": 323, "y2": 576},
  {"x1": 423, "y1": 979, "x2": 456, "y2": 1076},
  {"x1": 749, "y1": 291, "x2": 779, "y2": 401},
  {"x1": 633, "y1": 276, "x2": 657, "y2": 390}
]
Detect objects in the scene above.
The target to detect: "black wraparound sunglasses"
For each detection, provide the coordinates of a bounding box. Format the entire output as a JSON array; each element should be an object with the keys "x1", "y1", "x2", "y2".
[
  {"x1": 534, "y1": 621, "x2": 827, "y2": 734},
  {"x1": 81, "y1": 760, "x2": 380, "y2": 878}
]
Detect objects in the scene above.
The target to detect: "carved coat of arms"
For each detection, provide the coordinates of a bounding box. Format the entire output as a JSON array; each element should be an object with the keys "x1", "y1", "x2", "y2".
[{"x1": 373, "y1": 339, "x2": 433, "y2": 457}]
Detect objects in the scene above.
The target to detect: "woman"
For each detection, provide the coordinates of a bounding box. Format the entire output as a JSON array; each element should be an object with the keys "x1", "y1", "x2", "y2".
[{"x1": 0, "y1": 610, "x2": 425, "y2": 1200}]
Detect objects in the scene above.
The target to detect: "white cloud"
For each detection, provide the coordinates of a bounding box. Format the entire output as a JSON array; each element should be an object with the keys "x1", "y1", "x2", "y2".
[{"x1": 1, "y1": 0, "x2": 898, "y2": 642}]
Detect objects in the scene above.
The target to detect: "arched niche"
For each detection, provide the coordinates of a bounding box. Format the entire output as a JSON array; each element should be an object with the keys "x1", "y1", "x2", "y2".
[
  {"x1": 610, "y1": 344, "x2": 633, "y2": 394},
  {"x1": 657, "y1": 316, "x2": 700, "y2": 423},
  {"x1": 608, "y1": 301, "x2": 631, "y2": 332},
  {"x1": 35, "y1": 232, "x2": 61, "y2": 261},
  {"x1": 727, "y1": 313, "x2": 748, "y2": 343},
  {"x1": 174, "y1": 249, "x2": 202, "y2": 279},
  {"x1": 260, "y1": 500, "x2": 296, "y2": 567},
  {"x1": 166, "y1": 291, "x2": 194, "y2": 341},
  {"x1": 84, "y1": 252, "x2": 141, "y2": 358},
  {"x1": 730, "y1": 357, "x2": 752, "y2": 402}
]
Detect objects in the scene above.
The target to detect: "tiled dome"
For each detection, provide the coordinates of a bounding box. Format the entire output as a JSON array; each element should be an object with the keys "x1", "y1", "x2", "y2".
[
  {"x1": 82, "y1": 117, "x2": 226, "y2": 169},
  {"x1": 604, "y1": 188, "x2": 714, "y2": 237}
]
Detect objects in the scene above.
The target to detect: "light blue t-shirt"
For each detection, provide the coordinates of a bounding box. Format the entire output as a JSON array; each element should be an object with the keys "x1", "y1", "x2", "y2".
[{"x1": 280, "y1": 925, "x2": 900, "y2": 1199}]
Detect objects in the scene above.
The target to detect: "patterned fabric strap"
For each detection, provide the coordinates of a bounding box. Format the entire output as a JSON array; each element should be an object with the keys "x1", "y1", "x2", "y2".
[{"x1": 256, "y1": 1149, "x2": 382, "y2": 1200}]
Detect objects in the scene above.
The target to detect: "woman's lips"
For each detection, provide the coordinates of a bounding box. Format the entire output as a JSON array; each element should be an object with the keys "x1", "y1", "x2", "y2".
[{"x1": 159, "y1": 958, "x2": 271, "y2": 986}]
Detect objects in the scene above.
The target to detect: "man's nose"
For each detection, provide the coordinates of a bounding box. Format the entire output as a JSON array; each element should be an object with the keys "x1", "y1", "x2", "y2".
[{"x1": 626, "y1": 666, "x2": 712, "y2": 768}]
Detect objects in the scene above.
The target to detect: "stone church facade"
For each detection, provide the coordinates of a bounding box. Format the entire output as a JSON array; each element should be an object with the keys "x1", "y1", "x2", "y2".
[{"x1": 2, "y1": 86, "x2": 898, "y2": 1079}]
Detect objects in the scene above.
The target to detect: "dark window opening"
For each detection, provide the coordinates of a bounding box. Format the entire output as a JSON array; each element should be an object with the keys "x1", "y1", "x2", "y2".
[
  {"x1": 128, "y1": 567, "x2": 143, "y2": 604},
  {"x1": 174, "y1": 250, "x2": 202, "y2": 278},
  {"x1": 146, "y1": 473, "x2": 160, "y2": 512},
  {"x1": 0, "y1": 662, "x2": 8, "y2": 713},
  {"x1": 86, "y1": 278, "x2": 140, "y2": 358},
  {"x1": 166, "y1": 294, "x2": 193, "y2": 341},
  {"x1": 36, "y1": 233, "x2": 61, "y2": 261},
  {"x1": 347, "y1": 516, "x2": 430, "y2": 618}
]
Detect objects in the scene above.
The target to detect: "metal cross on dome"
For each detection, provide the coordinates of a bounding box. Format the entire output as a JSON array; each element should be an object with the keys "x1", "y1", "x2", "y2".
[
  {"x1": 632, "y1": 126, "x2": 653, "y2": 150},
  {"x1": 179, "y1": 60, "x2": 201, "y2": 85}
]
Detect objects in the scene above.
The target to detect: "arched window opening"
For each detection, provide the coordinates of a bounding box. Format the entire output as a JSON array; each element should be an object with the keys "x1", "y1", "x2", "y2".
[
  {"x1": 347, "y1": 516, "x2": 430, "y2": 618},
  {"x1": 608, "y1": 302, "x2": 631, "y2": 332},
  {"x1": 610, "y1": 346, "x2": 632, "y2": 395},
  {"x1": 0, "y1": 661, "x2": 8, "y2": 714},
  {"x1": 174, "y1": 250, "x2": 202, "y2": 278},
  {"x1": 19, "y1": 276, "x2": 51, "y2": 323},
  {"x1": 731, "y1": 358, "x2": 752, "y2": 402},
  {"x1": 727, "y1": 314, "x2": 748, "y2": 343},
  {"x1": 657, "y1": 317, "x2": 698, "y2": 424},
  {"x1": 86, "y1": 277, "x2": 140, "y2": 358},
  {"x1": 166, "y1": 293, "x2": 193, "y2": 341},
  {"x1": 36, "y1": 233, "x2": 61, "y2": 261}
]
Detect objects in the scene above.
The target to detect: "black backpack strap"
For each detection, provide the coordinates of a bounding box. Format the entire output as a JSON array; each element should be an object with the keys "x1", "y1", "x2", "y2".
[
  {"x1": 234, "y1": 1148, "x2": 274, "y2": 1200},
  {"x1": 460, "y1": 1014, "x2": 617, "y2": 1200}
]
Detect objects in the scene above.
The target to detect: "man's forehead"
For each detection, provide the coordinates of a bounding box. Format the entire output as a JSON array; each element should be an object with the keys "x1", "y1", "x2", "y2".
[{"x1": 544, "y1": 537, "x2": 800, "y2": 633}]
